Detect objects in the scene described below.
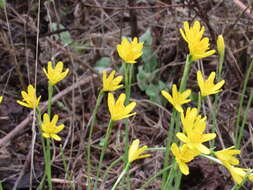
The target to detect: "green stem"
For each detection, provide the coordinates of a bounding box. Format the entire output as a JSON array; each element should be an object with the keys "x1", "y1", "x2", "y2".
[
  {"x1": 237, "y1": 88, "x2": 253, "y2": 147},
  {"x1": 139, "y1": 165, "x2": 172, "y2": 190},
  {"x1": 36, "y1": 108, "x2": 47, "y2": 189},
  {"x1": 102, "y1": 156, "x2": 124, "y2": 183},
  {"x1": 217, "y1": 55, "x2": 224, "y2": 82},
  {"x1": 45, "y1": 83, "x2": 53, "y2": 189},
  {"x1": 209, "y1": 52, "x2": 225, "y2": 147},
  {"x1": 47, "y1": 84, "x2": 53, "y2": 118},
  {"x1": 45, "y1": 138, "x2": 52, "y2": 190},
  {"x1": 87, "y1": 90, "x2": 104, "y2": 190},
  {"x1": 94, "y1": 119, "x2": 114, "y2": 190},
  {"x1": 164, "y1": 161, "x2": 177, "y2": 189},
  {"x1": 197, "y1": 92, "x2": 202, "y2": 113},
  {"x1": 124, "y1": 62, "x2": 133, "y2": 190},
  {"x1": 235, "y1": 59, "x2": 253, "y2": 147},
  {"x1": 161, "y1": 110, "x2": 176, "y2": 189},
  {"x1": 162, "y1": 55, "x2": 192, "y2": 189},
  {"x1": 179, "y1": 55, "x2": 192, "y2": 92},
  {"x1": 111, "y1": 162, "x2": 130, "y2": 190}
]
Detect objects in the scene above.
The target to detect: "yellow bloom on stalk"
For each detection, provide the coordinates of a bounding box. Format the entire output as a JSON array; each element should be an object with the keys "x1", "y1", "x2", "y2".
[
  {"x1": 108, "y1": 93, "x2": 136, "y2": 121},
  {"x1": 180, "y1": 21, "x2": 216, "y2": 61},
  {"x1": 161, "y1": 84, "x2": 191, "y2": 113},
  {"x1": 128, "y1": 139, "x2": 151, "y2": 163},
  {"x1": 102, "y1": 70, "x2": 123, "y2": 92},
  {"x1": 223, "y1": 162, "x2": 253, "y2": 185},
  {"x1": 197, "y1": 71, "x2": 225, "y2": 97},
  {"x1": 215, "y1": 146, "x2": 240, "y2": 166},
  {"x1": 17, "y1": 85, "x2": 41, "y2": 109},
  {"x1": 43, "y1": 61, "x2": 69, "y2": 85},
  {"x1": 181, "y1": 107, "x2": 200, "y2": 134},
  {"x1": 117, "y1": 37, "x2": 144, "y2": 64},
  {"x1": 171, "y1": 143, "x2": 199, "y2": 175},
  {"x1": 176, "y1": 115, "x2": 216, "y2": 154},
  {"x1": 0, "y1": 96, "x2": 3, "y2": 104},
  {"x1": 41, "y1": 113, "x2": 64, "y2": 141},
  {"x1": 217, "y1": 35, "x2": 225, "y2": 57}
]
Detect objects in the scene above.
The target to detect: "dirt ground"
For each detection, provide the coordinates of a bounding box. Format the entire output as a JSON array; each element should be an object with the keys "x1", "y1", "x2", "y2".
[{"x1": 0, "y1": 0, "x2": 253, "y2": 189}]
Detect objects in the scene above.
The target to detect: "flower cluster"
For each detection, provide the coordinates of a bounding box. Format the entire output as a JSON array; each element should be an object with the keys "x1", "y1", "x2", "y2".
[
  {"x1": 17, "y1": 61, "x2": 68, "y2": 141},
  {"x1": 161, "y1": 71, "x2": 225, "y2": 112},
  {"x1": 171, "y1": 107, "x2": 216, "y2": 175}
]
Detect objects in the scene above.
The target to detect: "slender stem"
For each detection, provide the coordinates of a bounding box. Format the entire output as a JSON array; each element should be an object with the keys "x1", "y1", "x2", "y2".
[
  {"x1": 163, "y1": 161, "x2": 177, "y2": 189},
  {"x1": 237, "y1": 88, "x2": 253, "y2": 147},
  {"x1": 197, "y1": 92, "x2": 202, "y2": 113},
  {"x1": 161, "y1": 110, "x2": 176, "y2": 189},
  {"x1": 111, "y1": 163, "x2": 130, "y2": 190},
  {"x1": 217, "y1": 54, "x2": 224, "y2": 82},
  {"x1": 45, "y1": 83, "x2": 53, "y2": 189},
  {"x1": 47, "y1": 84, "x2": 53, "y2": 118},
  {"x1": 162, "y1": 55, "x2": 192, "y2": 189},
  {"x1": 179, "y1": 55, "x2": 192, "y2": 92},
  {"x1": 124, "y1": 63, "x2": 131, "y2": 163},
  {"x1": 139, "y1": 165, "x2": 172, "y2": 190},
  {"x1": 87, "y1": 90, "x2": 104, "y2": 190},
  {"x1": 124, "y1": 62, "x2": 133, "y2": 190},
  {"x1": 45, "y1": 138, "x2": 52, "y2": 190},
  {"x1": 209, "y1": 52, "x2": 225, "y2": 147},
  {"x1": 235, "y1": 59, "x2": 253, "y2": 147},
  {"x1": 102, "y1": 156, "x2": 124, "y2": 183},
  {"x1": 36, "y1": 108, "x2": 47, "y2": 189},
  {"x1": 94, "y1": 119, "x2": 114, "y2": 190}
]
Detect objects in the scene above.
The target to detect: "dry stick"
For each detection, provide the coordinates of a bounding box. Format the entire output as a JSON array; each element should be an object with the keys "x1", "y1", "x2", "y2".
[
  {"x1": 3, "y1": 3, "x2": 25, "y2": 89},
  {"x1": 81, "y1": 3, "x2": 186, "y2": 10},
  {"x1": 233, "y1": 0, "x2": 253, "y2": 19},
  {"x1": 0, "y1": 74, "x2": 97, "y2": 147}
]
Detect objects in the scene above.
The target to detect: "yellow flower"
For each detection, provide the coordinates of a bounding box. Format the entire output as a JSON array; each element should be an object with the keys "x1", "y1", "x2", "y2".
[
  {"x1": 0, "y1": 96, "x2": 3, "y2": 104},
  {"x1": 223, "y1": 162, "x2": 253, "y2": 185},
  {"x1": 17, "y1": 85, "x2": 41, "y2": 109},
  {"x1": 197, "y1": 71, "x2": 225, "y2": 97},
  {"x1": 108, "y1": 93, "x2": 136, "y2": 121},
  {"x1": 102, "y1": 70, "x2": 123, "y2": 92},
  {"x1": 181, "y1": 107, "x2": 200, "y2": 134},
  {"x1": 217, "y1": 35, "x2": 225, "y2": 57},
  {"x1": 215, "y1": 146, "x2": 240, "y2": 166},
  {"x1": 176, "y1": 115, "x2": 216, "y2": 154},
  {"x1": 161, "y1": 84, "x2": 191, "y2": 112},
  {"x1": 117, "y1": 37, "x2": 144, "y2": 64},
  {"x1": 43, "y1": 61, "x2": 69, "y2": 85},
  {"x1": 171, "y1": 143, "x2": 199, "y2": 175},
  {"x1": 41, "y1": 113, "x2": 64, "y2": 141},
  {"x1": 180, "y1": 21, "x2": 216, "y2": 61},
  {"x1": 128, "y1": 139, "x2": 151, "y2": 163}
]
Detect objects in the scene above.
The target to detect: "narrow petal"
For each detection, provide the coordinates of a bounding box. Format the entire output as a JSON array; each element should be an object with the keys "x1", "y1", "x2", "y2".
[
  {"x1": 16, "y1": 100, "x2": 31, "y2": 108},
  {"x1": 179, "y1": 161, "x2": 190, "y2": 175},
  {"x1": 108, "y1": 93, "x2": 115, "y2": 116},
  {"x1": 196, "y1": 144, "x2": 210, "y2": 154},
  {"x1": 202, "y1": 133, "x2": 216, "y2": 142},
  {"x1": 161, "y1": 90, "x2": 173, "y2": 104},
  {"x1": 42, "y1": 133, "x2": 50, "y2": 138},
  {"x1": 52, "y1": 114, "x2": 59, "y2": 126},
  {"x1": 124, "y1": 102, "x2": 136, "y2": 115},
  {"x1": 51, "y1": 134, "x2": 62, "y2": 141},
  {"x1": 176, "y1": 133, "x2": 189, "y2": 143}
]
